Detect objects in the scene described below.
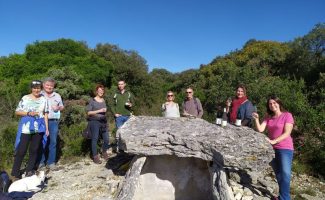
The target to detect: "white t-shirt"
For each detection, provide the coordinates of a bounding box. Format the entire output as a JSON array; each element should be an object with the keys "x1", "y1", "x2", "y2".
[{"x1": 162, "y1": 102, "x2": 180, "y2": 118}]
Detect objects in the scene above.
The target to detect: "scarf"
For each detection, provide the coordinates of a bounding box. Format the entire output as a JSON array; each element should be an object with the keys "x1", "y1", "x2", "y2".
[{"x1": 230, "y1": 96, "x2": 248, "y2": 123}]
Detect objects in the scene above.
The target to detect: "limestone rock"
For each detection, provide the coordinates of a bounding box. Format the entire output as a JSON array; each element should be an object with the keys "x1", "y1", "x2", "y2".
[
  {"x1": 241, "y1": 196, "x2": 254, "y2": 200},
  {"x1": 116, "y1": 116, "x2": 275, "y2": 200},
  {"x1": 116, "y1": 156, "x2": 147, "y2": 200},
  {"x1": 118, "y1": 116, "x2": 274, "y2": 171}
]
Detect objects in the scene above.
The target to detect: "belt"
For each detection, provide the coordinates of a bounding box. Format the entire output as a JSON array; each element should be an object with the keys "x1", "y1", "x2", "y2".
[{"x1": 48, "y1": 119, "x2": 59, "y2": 121}]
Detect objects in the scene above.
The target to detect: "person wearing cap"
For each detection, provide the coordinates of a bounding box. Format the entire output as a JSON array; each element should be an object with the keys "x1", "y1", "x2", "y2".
[
  {"x1": 38, "y1": 77, "x2": 64, "y2": 169},
  {"x1": 11, "y1": 80, "x2": 49, "y2": 180}
]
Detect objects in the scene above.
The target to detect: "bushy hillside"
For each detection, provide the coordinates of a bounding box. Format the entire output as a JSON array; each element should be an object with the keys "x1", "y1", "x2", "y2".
[{"x1": 0, "y1": 23, "x2": 324, "y2": 177}]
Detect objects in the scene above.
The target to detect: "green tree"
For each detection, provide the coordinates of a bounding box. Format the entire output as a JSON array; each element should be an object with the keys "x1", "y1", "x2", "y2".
[
  {"x1": 46, "y1": 66, "x2": 85, "y2": 99},
  {"x1": 0, "y1": 54, "x2": 32, "y2": 83},
  {"x1": 284, "y1": 23, "x2": 325, "y2": 84},
  {"x1": 232, "y1": 40, "x2": 291, "y2": 73},
  {"x1": 0, "y1": 79, "x2": 21, "y2": 119},
  {"x1": 94, "y1": 43, "x2": 148, "y2": 86}
]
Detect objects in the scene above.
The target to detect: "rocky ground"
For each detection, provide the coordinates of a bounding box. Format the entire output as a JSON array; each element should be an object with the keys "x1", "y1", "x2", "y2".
[
  {"x1": 30, "y1": 154, "x2": 325, "y2": 200},
  {"x1": 31, "y1": 153, "x2": 133, "y2": 200},
  {"x1": 290, "y1": 172, "x2": 325, "y2": 200},
  {"x1": 228, "y1": 168, "x2": 325, "y2": 200}
]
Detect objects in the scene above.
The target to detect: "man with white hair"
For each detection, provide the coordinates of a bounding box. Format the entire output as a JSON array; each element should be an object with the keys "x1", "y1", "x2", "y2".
[
  {"x1": 39, "y1": 77, "x2": 64, "y2": 169},
  {"x1": 182, "y1": 87, "x2": 203, "y2": 118}
]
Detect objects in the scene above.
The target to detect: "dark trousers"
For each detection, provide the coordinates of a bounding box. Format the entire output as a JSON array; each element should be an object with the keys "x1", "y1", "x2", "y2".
[
  {"x1": 11, "y1": 133, "x2": 43, "y2": 177},
  {"x1": 89, "y1": 120, "x2": 109, "y2": 157}
]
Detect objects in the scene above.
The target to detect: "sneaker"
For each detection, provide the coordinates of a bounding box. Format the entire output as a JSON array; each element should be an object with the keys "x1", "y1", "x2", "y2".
[
  {"x1": 102, "y1": 151, "x2": 109, "y2": 161},
  {"x1": 47, "y1": 164, "x2": 56, "y2": 170},
  {"x1": 38, "y1": 163, "x2": 46, "y2": 169},
  {"x1": 93, "y1": 155, "x2": 102, "y2": 164}
]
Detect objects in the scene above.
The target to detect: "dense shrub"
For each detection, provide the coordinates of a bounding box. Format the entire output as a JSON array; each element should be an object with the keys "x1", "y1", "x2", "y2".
[
  {"x1": 0, "y1": 122, "x2": 17, "y2": 170},
  {"x1": 0, "y1": 24, "x2": 324, "y2": 177},
  {"x1": 59, "y1": 123, "x2": 90, "y2": 158}
]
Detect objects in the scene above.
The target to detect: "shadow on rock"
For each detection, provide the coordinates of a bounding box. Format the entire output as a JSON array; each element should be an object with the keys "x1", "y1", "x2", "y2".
[{"x1": 105, "y1": 153, "x2": 134, "y2": 176}]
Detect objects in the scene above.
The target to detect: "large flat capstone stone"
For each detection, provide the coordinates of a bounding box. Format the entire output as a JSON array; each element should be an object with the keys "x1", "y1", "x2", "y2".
[{"x1": 117, "y1": 116, "x2": 273, "y2": 172}]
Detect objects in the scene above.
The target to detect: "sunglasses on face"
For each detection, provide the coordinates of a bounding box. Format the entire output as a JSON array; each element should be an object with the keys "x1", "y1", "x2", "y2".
[
  {"x1": 32, "y1": 81, "x2": 42, "y2": 85},
  {"x1": 167, "y1": 94, "x2": 174, "y2": 97}
]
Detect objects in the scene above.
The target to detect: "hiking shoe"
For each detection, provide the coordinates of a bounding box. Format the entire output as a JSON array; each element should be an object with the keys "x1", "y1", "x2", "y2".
[
  {"x1": 102, "y1": 150, "x2": 112, "y2": 161},
  {"x1": 93, "y1": 155, "x2": 102, "y2": 164},
  {"x1": 47, "y1": 164, "x2": 56, "y2": 171}
]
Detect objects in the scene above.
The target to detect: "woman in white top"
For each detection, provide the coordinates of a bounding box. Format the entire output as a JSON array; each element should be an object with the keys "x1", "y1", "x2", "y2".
[{"x1": 162, "y1": 91, "x2": 180, "y2": 117}]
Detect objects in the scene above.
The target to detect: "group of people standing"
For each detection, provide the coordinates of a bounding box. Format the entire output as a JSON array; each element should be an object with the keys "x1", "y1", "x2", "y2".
[
  {"x1": 12, "y1": 78, "x2": 64, "y2": 181},
  {"x1": 162, "y1": 84, "x2": 294, "y2": 200},
  {"x1": 85, "y1": 80, "x2": 134, "y2": 164},
  {"x1": 162, "y1": 87, "x2": 203, "y2": 118},
  {"x1": 12, "y1": 79, "x2": 293, "y2": 200},
  {"x1": 11, "y1": 79, "x2": 134, "y2": 178}
]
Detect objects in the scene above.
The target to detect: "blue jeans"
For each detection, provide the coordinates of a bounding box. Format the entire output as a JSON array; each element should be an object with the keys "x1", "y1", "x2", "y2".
[
  {"x1": 41, "y1": 119, "x2": 59, "y2": 165},
  {"x1": 40, "y1": 120, "x2": 59, "y2": 166},
  {"x1": 272, "y1": 149, "x2": 293, "y2": 200},
  {"x1": 115, "y1": 115, "x2": 130, "y2": 129},
  {"x1": 89, "y1": 120, "x2": 109, "y2": 157}
]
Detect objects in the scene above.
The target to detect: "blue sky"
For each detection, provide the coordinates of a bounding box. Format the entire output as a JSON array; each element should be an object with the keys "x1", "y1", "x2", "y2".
[{"x1": 1, "y1": 0, "x2": 324, "y2": 72}]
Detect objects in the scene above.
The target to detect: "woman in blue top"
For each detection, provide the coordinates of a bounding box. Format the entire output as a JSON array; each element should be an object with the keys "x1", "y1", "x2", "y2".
[
  {"x1": 11, "y1": 80, "x2": 49, "y2": 180},
  {"x1": 226, "y1": 84, "x2": 255, "y2": 127}
]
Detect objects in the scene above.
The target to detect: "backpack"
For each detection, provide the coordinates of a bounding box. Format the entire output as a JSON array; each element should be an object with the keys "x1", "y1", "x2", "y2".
[
  {"x1": 0, "y1": 171, "x2": 9, "y2": 193},
  {"x1": 183, "y1": 97, "x2": 199, "y2": 110},
  {"x1": 82, "y1": 123, "x2": 92, "y2": 140}
]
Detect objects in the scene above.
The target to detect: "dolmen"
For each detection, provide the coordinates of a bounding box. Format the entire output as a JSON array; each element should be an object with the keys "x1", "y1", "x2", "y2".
[{"x1": 115, "y1": 116, "x2": 274, "y2": 200}]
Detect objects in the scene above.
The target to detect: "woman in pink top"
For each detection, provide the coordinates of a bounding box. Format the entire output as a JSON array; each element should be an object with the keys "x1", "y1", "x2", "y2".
[{"x1": 253, "y1": 95, "x2": 294, "y2": 200}]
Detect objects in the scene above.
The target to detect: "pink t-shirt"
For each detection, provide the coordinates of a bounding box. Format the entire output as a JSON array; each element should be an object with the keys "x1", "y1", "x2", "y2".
[{"x1": 263, "y1": 112, "x2": 294, "y2": 150}]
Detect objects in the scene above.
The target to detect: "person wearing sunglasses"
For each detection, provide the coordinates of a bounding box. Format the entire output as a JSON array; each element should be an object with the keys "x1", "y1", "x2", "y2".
[
  {"x1": 182, "y1": 87, "x2": 203, "y2": 118},
  {"x1": 161, "y1": 91, "x2": 180, "y2": 117},
  {"x1": 11, "y1": 80, "x2": 49, "y2": 180}
]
